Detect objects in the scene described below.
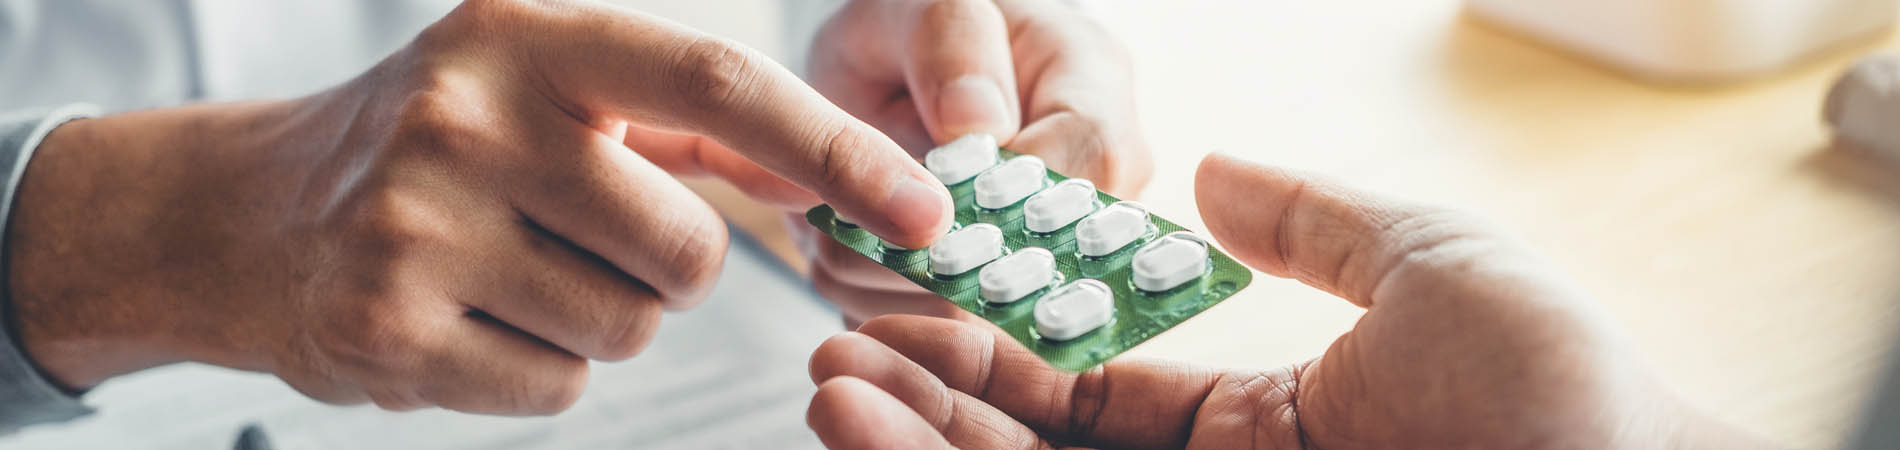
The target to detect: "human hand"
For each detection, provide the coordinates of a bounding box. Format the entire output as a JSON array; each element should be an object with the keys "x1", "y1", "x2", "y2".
[
  {"x1": 802, "y1": 153, "x2": 1774, "y2": 449},
  {"x1": 9, "y1": 0, "x2": 952, "y2": 414},
  {"x1": 796, "y1": 0, "x2": 1154, "y2": 327}
]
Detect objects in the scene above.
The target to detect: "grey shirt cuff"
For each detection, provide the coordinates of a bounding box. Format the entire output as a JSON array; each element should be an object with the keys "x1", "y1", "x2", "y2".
[{"x1": 0, "y1": 104, "x2": 101, "y2": 433}]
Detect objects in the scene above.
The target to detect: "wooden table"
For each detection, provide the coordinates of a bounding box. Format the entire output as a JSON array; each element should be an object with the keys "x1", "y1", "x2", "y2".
[{"x1": 682, "y1": 1, "x2": 1900, "y2": 447}]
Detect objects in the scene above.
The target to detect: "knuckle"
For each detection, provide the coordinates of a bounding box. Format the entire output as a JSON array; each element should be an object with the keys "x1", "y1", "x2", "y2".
[
  {"x1": 367, "y1": 388, "x2": 429, "y2": 412},
  {"x1": 669, "y1": 37, "x2": 761, "y2": 114},
  {"x1": 324, "y1": 300, "x2": 428, "y2": 370},
  {"x1": 349, "y1": 190, "x2": 448, "y2": 257},
  {"x1": 810, "y1": 122, "x2": 875, "y2": 191},
  {"x1": 388, "y1": 85, "x2": 485, "y2": 160},
  {"x1": 592, "y1": 302, "x2": 662, "y2": 361},
  {"x1": 521, "y1": 359, "x2": 588, "y2": 414},
  {"x1": 653, "y1": 214, "x2": 729, "y2": 301}
]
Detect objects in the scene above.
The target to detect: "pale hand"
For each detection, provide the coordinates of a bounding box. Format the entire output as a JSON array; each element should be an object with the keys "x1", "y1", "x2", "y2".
[{"x1": 795, "y1": 0, "x2": 1154, "y2": 328}]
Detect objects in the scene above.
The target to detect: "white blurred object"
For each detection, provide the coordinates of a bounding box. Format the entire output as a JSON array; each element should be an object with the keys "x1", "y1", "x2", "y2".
[
  {"x1": 1469, "y1": 0, "x2": 1899, "y2": 81},
  {"x1": 1827, "y1": 54, "x2": 1900, "y2": 158}
]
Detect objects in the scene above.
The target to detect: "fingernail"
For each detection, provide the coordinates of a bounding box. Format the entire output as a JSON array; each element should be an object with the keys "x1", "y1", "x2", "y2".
[
  {"x1": 937, "y1": 76, "x2": 1014, "y2": 139},
  {"x1": 881, "y1": 175, "x2": 953, "y2": 248}
]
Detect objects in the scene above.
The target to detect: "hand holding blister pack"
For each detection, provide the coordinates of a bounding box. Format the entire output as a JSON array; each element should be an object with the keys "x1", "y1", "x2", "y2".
[{"x1": 806, "y1": 134, "x2": 1253, "y2": 371}]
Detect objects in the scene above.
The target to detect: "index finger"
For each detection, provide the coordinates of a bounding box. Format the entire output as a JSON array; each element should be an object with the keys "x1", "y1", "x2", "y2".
[{"x1": 515, "y1": 1, "x2": 953, "y2": 247}]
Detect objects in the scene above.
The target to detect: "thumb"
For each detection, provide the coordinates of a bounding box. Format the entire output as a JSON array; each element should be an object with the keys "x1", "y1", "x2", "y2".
[
  {"x1": 1194, "y1": 153, "x2": 1516, "y2": 306},
  {"x1": 897, "y1": 0, "x2": 1022, "y2": 143}
]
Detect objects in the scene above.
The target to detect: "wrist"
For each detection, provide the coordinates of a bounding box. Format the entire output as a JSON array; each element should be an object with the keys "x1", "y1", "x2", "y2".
[
  {"x1": 6, "y1": 101, "x2": 302, "y2": 389},
  {"x1": 6, "y1": 117, "x2": 172, "y2": 389}
]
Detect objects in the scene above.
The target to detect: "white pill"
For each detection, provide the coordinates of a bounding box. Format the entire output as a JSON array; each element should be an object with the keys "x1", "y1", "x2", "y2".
[
  {"x1": 923, "y1": 134, "x2": 999, "y2": 185},
  {"x1": 1034, "y1": 279, "x2": 1114, "y2": 341},
  {"x1": 1075, "y1": 201, "x2": 1150, "y2": 257},
  {"x1": 929, "y1": 223, "x2": 1004, "y2": 276},
  {"x1": 1023, "y1": 179, "x2": 1098, "y2": 233},
  {"x1": 1133, "y1": 231, "x2": 1209, "y2": 292},
  {"x1": 973, "y1": 155, "x2": 1047, "y2": 209},
  {"x1": 978, "y1": 247, "x2": 1056, "y2": 303}
]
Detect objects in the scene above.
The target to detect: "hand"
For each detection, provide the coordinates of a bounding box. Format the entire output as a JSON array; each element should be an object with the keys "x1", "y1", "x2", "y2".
[
  {"x1": 9, "y1": 0, "x2": 953, "y2": 415},
  {"x1": 801, "y1": 154, "x2": 1775, "y2": 448},
  {"x1": 796, "y1": 0, "x2": 1154, "y2": 327}
]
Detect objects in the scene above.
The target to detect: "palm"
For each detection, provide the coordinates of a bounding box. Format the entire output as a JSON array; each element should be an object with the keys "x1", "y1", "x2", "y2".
[
  {"x1": 801, "y1": 155, "x2": 1760, "y2": 450},
  {"x1": 1291, "y1": 255, "x2": 1644, "y2": 448}
]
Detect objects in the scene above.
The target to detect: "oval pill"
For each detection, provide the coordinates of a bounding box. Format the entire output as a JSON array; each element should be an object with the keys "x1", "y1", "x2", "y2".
[
  {"x1": 978, "y1": 247, "x2": 1056, "y2": 303},
  {"x1": 1132, "y1": 231, "x2": 1210, "y2": 292},
  {"x1": 1075, "y1": 201, "x2": 1150, "y2": 257},
  {"x1": 1034, "y1": 279, "x2": 1115, "y2": 341},
  {"x1": 923, "y1": 134, "x2": 999, "y2": 185},
  {"x1": 929, "y1": 223, "x2": 1005, "y2": 276},
  {"x1": 1023, "y1": 179, "x2": 1098, "y2": 233},
  {"x1": 974, "y1": 155, "x2": 1047, "y2": 209}
]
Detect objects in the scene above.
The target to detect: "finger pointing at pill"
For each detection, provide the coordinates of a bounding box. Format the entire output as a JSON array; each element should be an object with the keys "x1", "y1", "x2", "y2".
[
  {"x1": 8, "y1": 0, "x2": 976, "y2": 417},
  {"x1": 522, "y1": 3, "x2": 953, "y2": 249}
]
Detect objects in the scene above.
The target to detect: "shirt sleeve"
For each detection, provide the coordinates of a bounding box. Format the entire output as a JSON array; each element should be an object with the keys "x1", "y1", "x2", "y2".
[{"x1": 0, "y1": 103, "x2": 101, "y2": 433}]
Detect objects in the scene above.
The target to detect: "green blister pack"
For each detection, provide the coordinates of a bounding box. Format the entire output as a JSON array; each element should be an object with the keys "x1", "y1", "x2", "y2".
[{"x1": 804, "y1": 139, "x2": 1252, "y2": 372}]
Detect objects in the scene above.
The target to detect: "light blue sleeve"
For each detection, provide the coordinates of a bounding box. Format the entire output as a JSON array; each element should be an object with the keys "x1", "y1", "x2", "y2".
[{"x1": 0, "y1": 104, "x2": 101, "y2": 433}]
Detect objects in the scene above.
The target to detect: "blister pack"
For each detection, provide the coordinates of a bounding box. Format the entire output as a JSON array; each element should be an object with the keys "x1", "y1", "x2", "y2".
[{"x1": 805, "y1": 134, "x2": 1253, "y2": 371}]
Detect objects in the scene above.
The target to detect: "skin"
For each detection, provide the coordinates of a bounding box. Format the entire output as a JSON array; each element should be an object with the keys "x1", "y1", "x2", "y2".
[
  {"x1": 9, "y1": 0, "x2": 964, "y2": 415},
  {"x1": 790, "y1": 0, "x2": 1155, "y2": 329},
  {"x1": 804, "y1": 154, "x2": 1780, "y2": 449}
]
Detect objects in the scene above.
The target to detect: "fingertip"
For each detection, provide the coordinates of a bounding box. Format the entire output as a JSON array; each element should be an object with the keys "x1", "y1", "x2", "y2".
[
  {"x1": 1194, "y1": 152, "x2": 1259, "y2": 195},
  {"x1": 807, "y1": 376, "x2": 949, "y2": 450},
  {"x1": 809, "y1": 331, "x2": 882, "y2": 384},
  {"x1": 934, "y1": 76, "x2": 1019, "y2": 144},
  {"x1": 806, "y1": 375, "x2": 883, "y2": 420},
  {"x1": 806, "y1": 375, "x2": 869, "y2": 433},
  {"x1": 1194, "y1": 152, "x2": 1284, "y2": 271},
  {"x1": 866, "y1": 174, "x2": 954, "y2": 248},
  {"x1": 1193, "y1": 153, "x2": 1226, "y2": 210}
]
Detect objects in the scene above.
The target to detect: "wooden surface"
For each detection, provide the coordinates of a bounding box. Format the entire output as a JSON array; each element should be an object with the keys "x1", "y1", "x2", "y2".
[{"x1": 682, "y1": 1, "x2": 1900, "y2": 448}]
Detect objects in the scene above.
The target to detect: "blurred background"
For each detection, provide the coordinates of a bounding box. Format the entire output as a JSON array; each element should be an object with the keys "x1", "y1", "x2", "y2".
[{"x1": 6, "y1": 0, "x2": 1900, "y2": 448}]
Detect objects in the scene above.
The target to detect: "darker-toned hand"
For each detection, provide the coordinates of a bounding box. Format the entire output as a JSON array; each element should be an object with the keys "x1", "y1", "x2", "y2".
[{"x1": 801, "y1": 154, "x2": 1774, "y2": 449}]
